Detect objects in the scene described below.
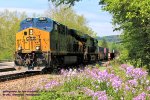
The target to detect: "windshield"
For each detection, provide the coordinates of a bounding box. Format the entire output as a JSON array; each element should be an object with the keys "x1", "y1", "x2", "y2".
[
  {"x1": 20, "y1": 22, "x2": 34, "y2": 30},
  {"x1": 19, "y1": 17, "x2": 53, "y2": 32},
  {"x1": 36, "y1": 21, "x2": 53, "y2": 32}
]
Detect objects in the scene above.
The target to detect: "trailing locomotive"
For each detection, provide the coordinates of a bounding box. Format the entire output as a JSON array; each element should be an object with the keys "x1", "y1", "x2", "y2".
[
  {"x1": 14, "y1": 17, "x2": 98, "y2": 71},
  {"x1": 98, "y1": 47, "x2": 115, "y2": 61}
]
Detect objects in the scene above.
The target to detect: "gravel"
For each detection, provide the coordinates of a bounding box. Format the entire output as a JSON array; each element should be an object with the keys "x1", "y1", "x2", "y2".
[{"x1": 0, "y1": 74, "x2": 61, "y2": 100}]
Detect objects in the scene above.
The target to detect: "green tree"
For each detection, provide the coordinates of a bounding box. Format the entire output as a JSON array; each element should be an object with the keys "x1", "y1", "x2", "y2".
[
  {"x1": 99, "y1": 38, "x2": 108, "y2": 48},
  {"x1": 49, "y1": 0, "x2": 81, "y2": 6},
  {"x1": 99, "y1": 0, "x2": 150, "y2": 70},
  {"x1": 45, "y1": 5, "x2": 96, "y2": 36},
  {"x1": 0, "y1": 10, "x2": 27, "y2": 60}
]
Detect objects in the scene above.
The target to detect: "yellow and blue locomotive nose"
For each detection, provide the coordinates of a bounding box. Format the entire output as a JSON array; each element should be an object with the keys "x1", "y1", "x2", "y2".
[
  {"x1": 16, "y1": 27, "x2": 50, "y2": 53},
  {"x1": 15, "y1": 27, "x2": 50, "y2": 71}
]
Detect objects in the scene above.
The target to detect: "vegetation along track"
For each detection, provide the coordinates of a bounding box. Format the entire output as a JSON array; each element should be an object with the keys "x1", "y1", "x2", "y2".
[{"x1": 0, "y1": 71, "x2": 41, "y2": 82}]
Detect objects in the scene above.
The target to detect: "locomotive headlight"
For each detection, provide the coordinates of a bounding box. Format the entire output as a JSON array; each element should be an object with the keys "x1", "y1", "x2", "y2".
[
  {"x1": 36, "y1": 46, "x2": 40, "y2": 50},
  {"x1": 29, "y1": 29, "x2": 33, "y2": 35},
  {"x1": 18, "y1": 46, "x2": 22, "y2": 50}
]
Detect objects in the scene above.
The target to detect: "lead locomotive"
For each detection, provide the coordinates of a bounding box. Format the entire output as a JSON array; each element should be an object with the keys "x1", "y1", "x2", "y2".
[{"x1": 14, "y1": 17, "x2": 99, "y2": 71}]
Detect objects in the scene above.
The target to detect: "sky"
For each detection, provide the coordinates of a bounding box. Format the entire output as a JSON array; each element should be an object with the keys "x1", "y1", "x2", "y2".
[{"x1": 0, "y1": 0, "x2": 121, "y2": 37}]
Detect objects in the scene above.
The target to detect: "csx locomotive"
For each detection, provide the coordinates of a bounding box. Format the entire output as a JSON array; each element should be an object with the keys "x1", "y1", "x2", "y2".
[{"x1": 14, "y1": 17, "x2": 100, "y2": 71}]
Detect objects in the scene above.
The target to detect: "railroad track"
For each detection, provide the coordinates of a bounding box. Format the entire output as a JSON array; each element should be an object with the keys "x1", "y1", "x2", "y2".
[
  {"x1": 0, "y1": 71, "x2": 41, "y2": 82},
  {"x1": 0, "y1": 64, "x2": 86, "y2": 82},
  {"x1": 0, "y1": 62, "x2": 15, "y2": 72},
  {"x1": 0, "y1": 61, "x2": 107, "y2": 82},
  {"x1": 0, "y1": 67, "x2": 15, "y2": 72},
  {"x1": 0, "y1": 62, "x2": 41, "y2": 82}
]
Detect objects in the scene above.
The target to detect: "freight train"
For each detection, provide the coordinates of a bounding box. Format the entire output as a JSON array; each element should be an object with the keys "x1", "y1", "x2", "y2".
[{"x1": 14, "y1": 17, "x2": 115, "y2": 71}]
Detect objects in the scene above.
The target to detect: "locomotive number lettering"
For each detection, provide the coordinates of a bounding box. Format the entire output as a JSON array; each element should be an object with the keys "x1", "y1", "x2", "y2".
[{"x1": 26, "y1": 37, "x2": 36, "y2": 41}]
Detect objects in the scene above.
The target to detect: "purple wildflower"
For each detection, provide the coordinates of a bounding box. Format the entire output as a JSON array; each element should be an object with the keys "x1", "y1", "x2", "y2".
[
  {"x1": 45, "y1": 80, "x2": 60, "y2": 90},
  {"x1": 111, "y1": 80, "x2": 122, "y2": 90},
  {"x1": 109, "y1": 75, "x2": 122, "y2": 90},
  {"x1": 147, "y1": 86, "x2": 150, "y2": 91},
  {"x1": 85, "y1": 68, "x2": 123, "y2": 91},
  {"x1": 108, "y1": 73, "x2": 116, "y2": 79},
  {"x1": 87, "y1": 69, "x2": 98, "y2": 79},
  {"x1": 126, "y1": 66, "x2": 134, "y2": 77},
  {"x1": 132, "y1": 88, "x2": 136, "y2": 94},
  {"x1": 60, "y1": 69, "x2": 68, "y2": 77},
  {"x1": 60, "y1": 69, "x2": 66, "y2": 75},
  {"x1": 127, "y1": 79, "x2": 138, "y2": 87},
  {"x1": 83, "y1": 87, "x2": 94, "y2": 96},
  {"x1": 61, "y1": 68, "x2": 78, "y2": 77},
  {"x1": 125, "y1": 84, "x2": 130, "y2": 91},
  {"x1": 97, "y1": 70, "x2": 109, "y2": 82},
  {"x1": 31, "y1": 78, "x2": 49, "y2": 91},
  {"x1": 120, "y1": 64, "x2": 129, "y2": 70},
  {"x1": 93, "y1": 91, "x2": 108, "y2": 100},
  {"x1": 83, "y1": 87, "x2": 108, "y2": 100},
  {"x1": 133, "y1": 92, "x2": 147, "y2": 100},
  {"x1": 122, "y1": 65, "x2": 148, "y2": 80},
  {"x1": 146, "y1": 80, "x2": 149, "y2": 85},
  {"x1": 132, "y1": 68, "x2": 148, "y2": 80}
]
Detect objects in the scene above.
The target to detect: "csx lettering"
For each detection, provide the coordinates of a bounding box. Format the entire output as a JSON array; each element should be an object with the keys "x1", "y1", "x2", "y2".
[{"x1": 26, "y1": 37, "x2": 36, "y2": 41}]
